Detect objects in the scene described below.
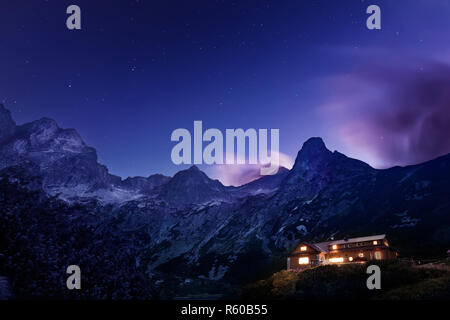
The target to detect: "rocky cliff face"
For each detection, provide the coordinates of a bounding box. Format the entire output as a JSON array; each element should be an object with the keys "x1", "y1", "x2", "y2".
[
  {"x1": 0, "y1": 106, "x2": 116, "y2": 198},
  {"x1": 0, "y1": 105, "x2": 449, "y2": 298}
]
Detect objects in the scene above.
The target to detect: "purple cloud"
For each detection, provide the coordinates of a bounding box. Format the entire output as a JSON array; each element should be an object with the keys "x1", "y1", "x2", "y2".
[
  {"x1": 206, "y1": 151, "x2": 294, "y2": 186},
  {"x1": 321, "y1": 60, "x2": 450, "y2": 168}
]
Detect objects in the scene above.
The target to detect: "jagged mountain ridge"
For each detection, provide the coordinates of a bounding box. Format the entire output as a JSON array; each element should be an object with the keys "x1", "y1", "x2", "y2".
[{"x1": 0, "y1": 104, "x2": 286, "y2": 204}]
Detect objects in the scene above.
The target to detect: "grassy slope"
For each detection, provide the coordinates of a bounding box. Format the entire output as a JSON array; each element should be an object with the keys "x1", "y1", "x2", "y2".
[{"x1": 241, "y1": 260, "x2": 450, "y2": 300}]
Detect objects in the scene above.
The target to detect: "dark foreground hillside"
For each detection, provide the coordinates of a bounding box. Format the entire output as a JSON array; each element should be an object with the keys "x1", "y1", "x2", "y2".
[
  {"x1": 241, "y1": 260, "x2": 450, "y2": 300},
  {"x1": 0, "y1": 168, "x2": 154, "y2": 299}
]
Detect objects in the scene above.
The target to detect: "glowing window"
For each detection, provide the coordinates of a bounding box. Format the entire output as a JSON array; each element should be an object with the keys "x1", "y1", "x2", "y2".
[
  {"x1": 348, "y1": 257, "x2": 353, "y2": 262},
  {"x1": 300, "y1": 246, "x2": 307, "y2": 251},
  {"x1": 332, "y1": 245, "x2": 337, "y2": 250},
  {"x1": 375, "y1": 252, "x2": 381, "y2": 260},
  {"x1": 299, "y1": 257, "x2": 309, "y2": 265},
  {"x1": 373, "y1": 240, "x2": 378, "y2": 245},
  {"x1": 358, "y1": 253, "x2": 364, "y2": 258},
  {"x1": 329, "y1": 257, "x2": 344, "y2": 263}
]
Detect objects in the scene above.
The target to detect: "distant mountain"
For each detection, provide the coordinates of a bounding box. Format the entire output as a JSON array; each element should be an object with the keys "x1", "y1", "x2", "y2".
[
  {"x1": 156, "y1": 165, "x2": 234, "y2": 206},
  {"x1": 0, "y1": 104, "x2": 287, "y2": 204},
  {"x1": 122, "y1": 174, "x2": 171, "y2": 194},
  {"x1": 0, "y1": 104, "x2": 449, "y2": 299}
]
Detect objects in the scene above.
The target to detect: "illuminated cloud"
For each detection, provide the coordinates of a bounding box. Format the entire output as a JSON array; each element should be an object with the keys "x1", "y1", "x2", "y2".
[
  {"x1": 320, "y1": 60, "x2": 450, "y2": 168},
  {"x1": 206, "y1": 151, "x2": 294, "y2": 186}
]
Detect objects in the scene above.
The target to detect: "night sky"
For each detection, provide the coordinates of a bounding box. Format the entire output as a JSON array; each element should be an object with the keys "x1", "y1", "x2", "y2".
[{"x1": 1, "y1": 0, "x2": 450, "y2": 185}]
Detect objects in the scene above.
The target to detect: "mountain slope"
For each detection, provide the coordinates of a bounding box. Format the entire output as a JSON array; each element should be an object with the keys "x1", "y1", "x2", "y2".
[{"x1": 237, "y1": 166, "x2": 290, "y2": 195}]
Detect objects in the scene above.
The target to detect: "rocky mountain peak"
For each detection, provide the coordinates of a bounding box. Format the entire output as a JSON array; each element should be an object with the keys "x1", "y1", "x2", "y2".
[
  {"x1": 279, "y1": 137, "x2": 375, "y2": 203},
  {"x1": 292, "y1": 137, "x2": 332, "y2": 171},
  {"x1": 302, "y1": 136, "x2": 327, "y2": 149},
  {"x1": 171, "y1": 165, "x2": 215, "y2": 185},
  {"x1": 158, "y1": 166, "x2": 228, "y2": 205},
  {"x1": 297, "y1": 137, "x2": 330, "y2": 158},
  {"x1": 187, "y1": 165, "x2": 200, "y2": 172}
]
